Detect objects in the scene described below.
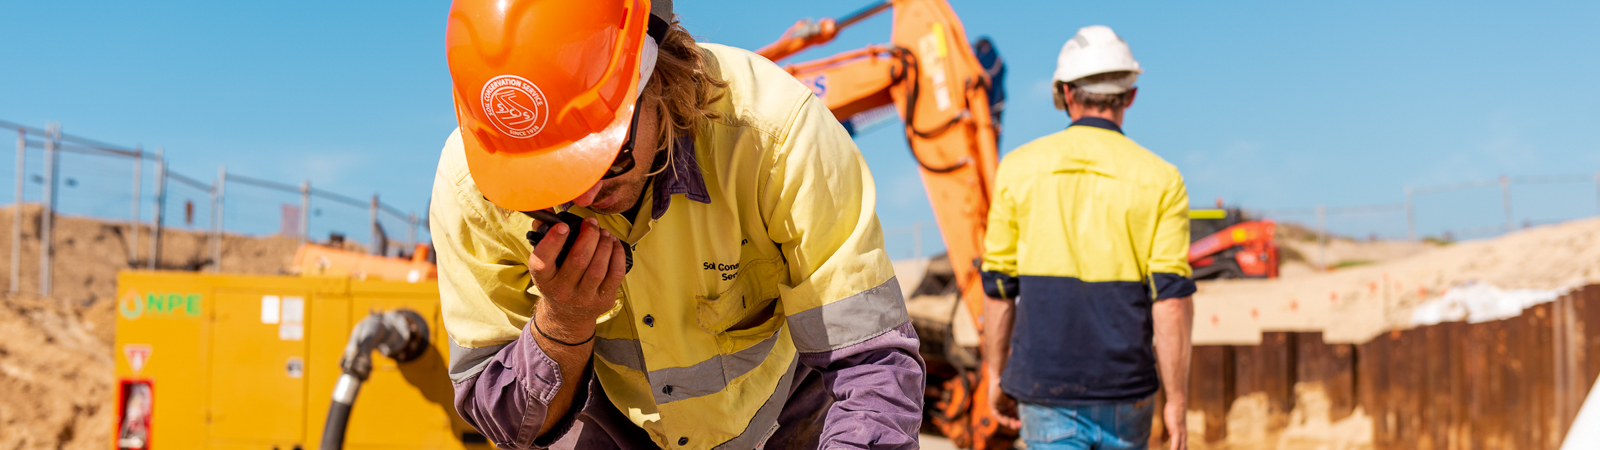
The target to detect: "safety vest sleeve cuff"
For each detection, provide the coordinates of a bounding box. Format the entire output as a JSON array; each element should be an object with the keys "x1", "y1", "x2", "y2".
[
  {"x1": 447, "y1": 336, "x2": 507, "y2": 383},
  {"x1": 982, "y1": 270, "x2": 1020, "y2": 300},
  {"x1": 1152, "y1": 272, "x2": 1196, "y2": 300},
  {"x1": 787, "y1": 277, "x2": 910, "y2": 354}
]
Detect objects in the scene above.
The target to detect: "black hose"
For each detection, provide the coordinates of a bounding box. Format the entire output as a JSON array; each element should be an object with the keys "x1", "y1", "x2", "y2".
[
  {"x1": 319, "y1": 398, "x2": 354, "y2": 450},
  {"x1": 319, "y1": 372, "x2": 363, "y2": 449},
  {"x1": 318, "y1": 310, "x2": 426, "y2": 449},
  {"x1": 888, "y1": 47, "x2": 971, "y2": 174}
]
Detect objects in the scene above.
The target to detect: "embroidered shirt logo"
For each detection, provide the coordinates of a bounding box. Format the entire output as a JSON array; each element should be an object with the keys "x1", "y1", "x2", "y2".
[{"x1": 480, "y1": 75, "x2": 548, "y2": 139}]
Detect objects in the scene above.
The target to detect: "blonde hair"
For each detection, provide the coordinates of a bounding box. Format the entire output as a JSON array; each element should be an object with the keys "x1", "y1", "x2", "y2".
[
  {"x1": 1053, "y1": 71, "x2": 1136, "y2": 111},
  {"x1": 641, "y1": 20, "x2": 727, "y2": 175}
]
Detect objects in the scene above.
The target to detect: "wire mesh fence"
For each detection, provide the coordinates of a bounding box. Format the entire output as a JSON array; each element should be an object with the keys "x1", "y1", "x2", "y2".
[
  {"x1": 1243, "y1": 172, "x2": 1600, "y2": 271},
  {"x1": 1, "y1": 119, "x2": 427, "y2": 295},
  {"x1": 1253, "y1": 175, "x2": 1600, "y2": 241},
  {"x1": 9, "y1": 121, "x2": 1599, "y2": 288},
  {"x1": 876, "y1": 171, "x2": 1600, "y2": 264}
]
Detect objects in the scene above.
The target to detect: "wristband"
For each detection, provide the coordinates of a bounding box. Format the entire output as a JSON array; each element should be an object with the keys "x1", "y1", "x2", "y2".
[{"x1": 532, "y1": 315, "x2": 595, "y2": 347}]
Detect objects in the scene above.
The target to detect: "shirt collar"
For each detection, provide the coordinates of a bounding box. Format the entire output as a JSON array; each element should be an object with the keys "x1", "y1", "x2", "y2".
[
  {"x1": 649, "y1": 135, "x2": 711, "y2": 220},
  {"x1": 1069, "y1": 117, "x2": 1123, "y2": 135}
]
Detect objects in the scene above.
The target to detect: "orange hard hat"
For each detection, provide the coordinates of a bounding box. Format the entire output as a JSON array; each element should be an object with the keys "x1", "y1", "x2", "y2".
[{"x1": 446, "y1": 0, "x2": 672, "y2": 212}]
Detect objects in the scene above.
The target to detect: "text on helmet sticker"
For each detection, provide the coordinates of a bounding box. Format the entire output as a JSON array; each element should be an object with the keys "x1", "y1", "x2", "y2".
[{"x1": 481, "y1": 75, "x2": 549, "y2": 139}]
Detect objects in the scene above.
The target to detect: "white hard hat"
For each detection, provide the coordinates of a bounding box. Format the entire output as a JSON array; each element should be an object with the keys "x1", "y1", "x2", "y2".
[{"x1": 1054, "y1": 25, "x2": 1142, "y2": 94}]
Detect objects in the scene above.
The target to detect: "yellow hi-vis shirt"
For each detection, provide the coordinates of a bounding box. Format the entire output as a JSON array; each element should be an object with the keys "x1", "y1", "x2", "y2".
[
  {"x1": 980, "y1": 121, "x2": 1195, "y2": 404},
  {"x1": 430, "y1": 43, "x2": 909, "y2": 448}
]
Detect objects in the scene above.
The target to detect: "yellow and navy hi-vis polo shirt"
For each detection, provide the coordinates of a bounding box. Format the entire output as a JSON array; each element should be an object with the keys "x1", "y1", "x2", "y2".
[
  {"x1": 431, "y1": 43, "x2": 911, "y2": 448},
  {"x1": 980, "y1": 117, "x2": 1196, "y2": 405}
]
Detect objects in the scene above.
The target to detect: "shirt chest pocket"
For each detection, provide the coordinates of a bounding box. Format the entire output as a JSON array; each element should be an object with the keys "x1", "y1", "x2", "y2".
[{"x1": 695, "y1": 257, "x2": 784, "y2": 336}]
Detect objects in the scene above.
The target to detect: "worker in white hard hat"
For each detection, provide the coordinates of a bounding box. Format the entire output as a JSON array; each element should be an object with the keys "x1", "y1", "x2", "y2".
[{"x1": 980, "y1": 25, "x2": 1195, "y2": 450}]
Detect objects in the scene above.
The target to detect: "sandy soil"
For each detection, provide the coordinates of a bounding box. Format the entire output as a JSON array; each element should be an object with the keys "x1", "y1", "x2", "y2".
[
  {"x1": 1278, "y1": 236, "x2": 1435, "y2": 271},
  {"x1": 0, "y1": 204, "x2": 301, "y2": 303},
  {"x1": 0, "y1": 293, "x2": 114, "y2": 449},
  {"x1": 1195, "y1": 216, "x2": 1600, "y2": 344},
  {"x1": 1185, "y1": 386, "x2": 1373, "y2": 450},
  {"x1": 0, "y1": 205, "x2": 301, "y2": 449}
]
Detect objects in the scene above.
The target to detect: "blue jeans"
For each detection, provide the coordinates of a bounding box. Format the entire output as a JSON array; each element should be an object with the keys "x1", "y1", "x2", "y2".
[{"x1": 1018, "y1": 397, "x2": 1155, "y2": 450}]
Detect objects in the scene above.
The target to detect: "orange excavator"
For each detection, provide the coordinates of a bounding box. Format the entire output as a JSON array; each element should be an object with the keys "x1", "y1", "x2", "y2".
[
  {"x1": 1188, "y1": 207, "x2": 1281, "y2": 279},
  {"x1": 756, "y1": 1, "x2": 1012, "y2": 447}
]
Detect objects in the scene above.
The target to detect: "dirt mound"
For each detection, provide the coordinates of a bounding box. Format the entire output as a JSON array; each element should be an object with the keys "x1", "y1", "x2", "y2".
[
  {"x1": 1195, "y1": 216, "x2": 1600, "y2": 344},
  {"x1": 0, "y1": 205, "x2": 302, "y2": 448},
  {"x1": 1188, "y1": 385, "x2": 1373, "y2": 450},
  {"x1": 0, "y1": 204, "x2": 300, "y2": 302},
  {"x1": 1271, "y1": 220, "x2": 1437, "y2": 274},
  {"x1": 0, "y1": 293, "x2": 114, "y2": 449}
]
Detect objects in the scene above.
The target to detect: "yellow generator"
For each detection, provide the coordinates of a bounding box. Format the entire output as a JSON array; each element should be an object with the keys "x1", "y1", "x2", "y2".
[{"x1": 111, "y1": 271, "x2": 492, "y2": 449}]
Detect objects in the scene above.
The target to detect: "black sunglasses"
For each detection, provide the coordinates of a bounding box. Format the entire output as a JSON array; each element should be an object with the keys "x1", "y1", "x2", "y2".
[{"x1": 600, "y1": 96, "x2": 646, "y2": 180}]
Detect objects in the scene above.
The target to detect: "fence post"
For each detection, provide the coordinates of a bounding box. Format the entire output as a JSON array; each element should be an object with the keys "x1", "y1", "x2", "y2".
[
  {"x1": 39, "y1": 123, "x2": 59, "y2": 297},
  {"x1": 300, "y1": 181, "x2": 310, "y2": 247},
  {"x1": 370, "y1": 194, "x2": 380, "y2": 255},
  {"x1": 130, "y1": 145, "x2": 141, "y2": 265},
  {"x1": 212, "y1": 165, "x2": 225, "y2": 272},
  {"x1": 149, "y1": 148, "x2": 165, "y2": 270},
  {"x1": 1316, "y1": 204, "x2": 1327, "y2": 271},
  {"x1": 11, "y1": 129, "x2": 23, "y2": 293},
  {"x1": 407, "y1": 213, "x2": 417, "y2": 254},
  {"x1": 1404, "y1": 186, "x2": 1416, "y2": 242},
  {"x1": 1500, "y1": 175, "x2": 1513, "y2": 232},
  {"x1": 911, "y1": 222, "x2": 923, "y2": 260}
]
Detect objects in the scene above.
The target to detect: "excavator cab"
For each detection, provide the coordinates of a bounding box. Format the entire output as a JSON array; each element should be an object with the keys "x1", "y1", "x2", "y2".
[{"x1": 1189, "y1": 208, "x2": 1280, "y2": 279}]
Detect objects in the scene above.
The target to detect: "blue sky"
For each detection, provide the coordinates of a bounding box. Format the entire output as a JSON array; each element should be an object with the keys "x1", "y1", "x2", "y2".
[{"x1": 3, "y1": 1, "x2": 1599, "y2": 256}]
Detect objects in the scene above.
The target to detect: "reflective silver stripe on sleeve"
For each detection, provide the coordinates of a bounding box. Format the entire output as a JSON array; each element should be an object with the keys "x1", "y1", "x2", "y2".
[
  {"x1": 650, "y1": 326, "x2": 783, "y2": 404},
  {"x1": 785, "y1": 277, "x2": 909, "y2": 353},
  {"x1": 447, "y1": 337, "x2": 509, "y2": 383},
  {"x1": 593, "y1": 336, "x2": 647, "y2": 372},
  {"x1": 714, "y1": 354, "x2": 798, "y2": 450}
]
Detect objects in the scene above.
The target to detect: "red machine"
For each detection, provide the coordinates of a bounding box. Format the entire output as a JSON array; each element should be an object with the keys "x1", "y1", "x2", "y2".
[
  {"x1": 757, "y1": 1, "x2": 1011, "y2": 447},
  {"x1": 1188, "y1": 208, "x2": 1280, "y2": 279}
]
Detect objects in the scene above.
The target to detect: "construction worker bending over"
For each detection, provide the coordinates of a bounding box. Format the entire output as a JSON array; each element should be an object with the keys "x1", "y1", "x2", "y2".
[
  {"x1": 429, "y1": 1, "x2": 923, "y2": 449},
  {"x1": 980, "y1": 25, "x2": 1195, "y2": 450}
]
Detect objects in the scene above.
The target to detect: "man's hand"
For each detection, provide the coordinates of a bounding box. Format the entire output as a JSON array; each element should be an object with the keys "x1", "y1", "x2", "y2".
[
  {"x1": 1164, "y1": 398, "x2": 1187, "y2": 450},
  {"x1": 986, "y1": 367, "x2": 1021, "y2": 430},
  {"x1": 981, "y1": 294, "x2": 1021, "y2": 431},
  {"x1": 525, "y1": 216, "x2": 628, "y2": 438},
  {"x1": 529, "y1": 216, "x2": 628, "y2": 339},
  {"x1": 1152, "y1": 295, "x2": 1193, "y2": 450}
]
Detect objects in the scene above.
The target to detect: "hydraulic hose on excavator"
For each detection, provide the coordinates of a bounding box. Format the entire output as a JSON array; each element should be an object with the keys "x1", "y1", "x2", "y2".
[{"x1": 319, "y1": 309, "x2": 431, "y2": 450}]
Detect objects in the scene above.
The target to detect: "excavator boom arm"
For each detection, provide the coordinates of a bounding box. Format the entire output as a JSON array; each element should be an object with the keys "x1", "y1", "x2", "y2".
[
  {"x1": 768, "y1": 1, "x2": 1009, "y2": 447},
  {"x1": 782, "y1": 46, "x2": 899, "y2": 124},
  {"x1": 756, "y1": 0, "x2": 893, "y2": 62}
]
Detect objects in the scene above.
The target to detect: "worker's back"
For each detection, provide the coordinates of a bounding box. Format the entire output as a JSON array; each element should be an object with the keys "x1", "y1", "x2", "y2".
[{"x1": 981, "y1": 119, "x2": 1192, "y2": 404}]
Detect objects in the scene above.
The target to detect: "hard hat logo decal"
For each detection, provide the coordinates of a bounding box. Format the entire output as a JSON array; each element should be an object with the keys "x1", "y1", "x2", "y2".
[{"x1": 480, "y1": 75, "x2": 549, "y2": 139}]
